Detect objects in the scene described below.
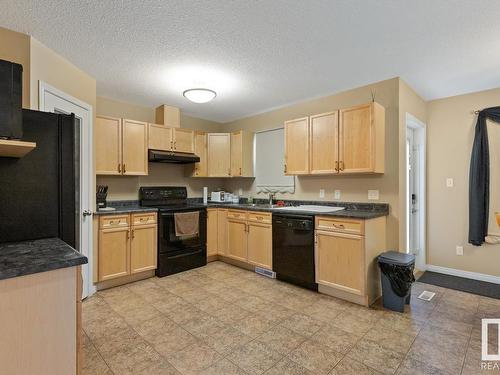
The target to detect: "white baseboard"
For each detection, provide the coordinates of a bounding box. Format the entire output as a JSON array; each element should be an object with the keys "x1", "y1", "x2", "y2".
[{"x1": 424, "y1": 264, "x2": 500, "y2": 285}]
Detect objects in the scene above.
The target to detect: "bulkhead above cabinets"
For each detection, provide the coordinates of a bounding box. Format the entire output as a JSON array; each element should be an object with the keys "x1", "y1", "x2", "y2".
[{"x1": 284, "y1": 102, "x2": 385, "y2": 176}]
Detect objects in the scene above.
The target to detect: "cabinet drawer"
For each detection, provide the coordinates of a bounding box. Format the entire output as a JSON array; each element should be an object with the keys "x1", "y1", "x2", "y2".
[
  {"x1": 132, "y1": 212, "x2": 157, "y2": 226},
  {"x1": 227, "y1": 210, "x2": 248, "y2": 220},
  {"x1": 247, "y1": 211, "x2": 272, "y2": 224},
  {"x1": 100, "y1": 215, "x2": 129, "y2": 229},
  {"x1": 315, "y1": 217, "x2": 364, "y2": 235}
]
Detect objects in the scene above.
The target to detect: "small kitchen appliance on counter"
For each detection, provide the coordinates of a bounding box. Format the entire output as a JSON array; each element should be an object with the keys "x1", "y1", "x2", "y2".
[{"x1": 210, "y1": 190, "x2": 227, "y2": 202}]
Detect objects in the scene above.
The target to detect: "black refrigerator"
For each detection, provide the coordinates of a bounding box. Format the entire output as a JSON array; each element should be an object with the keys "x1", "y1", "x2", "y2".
[{"x1": 0, "y1": 109, "x2": 77, "y2": 247}]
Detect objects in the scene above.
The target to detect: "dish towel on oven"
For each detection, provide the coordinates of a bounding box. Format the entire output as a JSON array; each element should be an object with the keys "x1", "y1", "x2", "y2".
[{"x1": 174, "y1": 211, "x2": 199, "y2": 236}]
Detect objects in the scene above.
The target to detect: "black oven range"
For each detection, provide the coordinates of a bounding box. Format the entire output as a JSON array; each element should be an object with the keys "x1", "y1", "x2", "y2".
[{"x1": 139, "y1": 186, "x2": 207, "y2": 277}]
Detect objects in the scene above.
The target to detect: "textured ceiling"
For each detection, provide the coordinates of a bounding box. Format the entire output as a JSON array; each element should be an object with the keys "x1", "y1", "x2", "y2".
[{"x1": 2, "y1": 1, "x2": 500, "y2": 122}]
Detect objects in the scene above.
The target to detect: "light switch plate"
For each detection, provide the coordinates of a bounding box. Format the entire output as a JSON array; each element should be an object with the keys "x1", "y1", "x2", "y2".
[
  {"x1": 334, "y1": 190, "x2": 341, "y2": 200},
  {"x1": 368, "y1": 190, "x2": 380, "y2": 200},
  {"x1": 446, "y1": 178, "x2": 454, "y2": 188},
  {"x1": 456, "y1": 246, "x2": 463, "y2": 256},
  {"x1": 319, "y1": 189, "x2": 325, "y2": 198}
]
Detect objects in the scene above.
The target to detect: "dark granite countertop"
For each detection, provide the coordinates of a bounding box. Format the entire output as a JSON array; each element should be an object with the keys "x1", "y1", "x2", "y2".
[
  {"x1": 94, "y1": 201, "x2": 158, "y2": 216},
  {"x1": 0, "y1": 237, "x2": 88, "y2": 281},
  {"x1": 195, "y1": 200, "x2": 389, "y2": 219},
  {"x1": 95, "y1": 199, "x2": 388, "y2": 219}
]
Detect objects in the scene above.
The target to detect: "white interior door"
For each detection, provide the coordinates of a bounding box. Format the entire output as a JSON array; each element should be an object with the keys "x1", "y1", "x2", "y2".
[{"x1": 39, "y1": 82, "x2": 94, "y2": 299}]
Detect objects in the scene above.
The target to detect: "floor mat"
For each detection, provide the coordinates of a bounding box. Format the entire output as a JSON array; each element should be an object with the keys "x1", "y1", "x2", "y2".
[{"x1": 418, "y1": 271, "x2": 500, "y2": 299}]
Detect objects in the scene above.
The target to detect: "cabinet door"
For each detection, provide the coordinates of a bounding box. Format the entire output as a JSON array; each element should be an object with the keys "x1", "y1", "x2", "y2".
[
  {"x1": 247, "y1": 222, "x2": 272, "y2": 269},
  {"x1": 148, "y1": 124, "x2": 173, "y2": 151},
  {"x1": 98, "y1": 227, "x2": 130, "y2": 281},
  {"x1": 217, "y1": 209, "x2": 228, "y2": 255},
  {"x1": 227, "y1": 219, "x2": 247, "y2": 262},
  {"x1": 207, "y1": 133, "x2": 231, "y2": 177},
  {"x1": 284, "y1": 117, "x2": 309, "y2": 175},
  {"x1": 95, "y1": 116, "x2": 121, "y2": 175},
  {"x1": 310, "y1": 112, "x2": 339, "y2": 174},
  {"x1": 230, "y1": 131, "x2": 242, "y2": 177},
  {"x1": 122, "y1": 119, "x2": 148, "y2": 175},
  {"x1": 193, "y1": 131, "x2": 208, "y2": 177},
  {"x1": 207, "y1": 209, "x2": 218, "y2": 257},
  {"x1": 315, "y1": 230, "x2": 365, "y2": 295},
  {"x1": 339, "y1": 104, "x2": 373, "y2": 173},
  {"x1": 173, "y1": 128, "x2": 194, "y2": 153},
  {"x1": 130, "y1": 224, "x2": 157, "y2": 274}
]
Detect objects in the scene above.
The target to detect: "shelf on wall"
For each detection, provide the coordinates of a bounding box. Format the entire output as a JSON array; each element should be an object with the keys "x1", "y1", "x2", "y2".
[{"x1": 0, "y1": 139, "x2": 37, "y2": 158}]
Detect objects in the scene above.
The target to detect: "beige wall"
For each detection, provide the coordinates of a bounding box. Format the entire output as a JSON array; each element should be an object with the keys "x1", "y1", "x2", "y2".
[
  {"x1": 0, "y1": 27, "x2": 31, "y2": 108},
  {"x1": 30, "y1": 38, "x2": 96, "y2": 111},
  {"x1": 223, "y1": 78, "x2": 400, "y2": 249},
  {"x1": 427, "y1": 87, "x2": 500, "y2": 277},
  {"x1": 95, "y1": 96, "x2": 225, "y2": 200},
  {"x1": 398, "y1": 79, "x2": 428, "y2": 251}
]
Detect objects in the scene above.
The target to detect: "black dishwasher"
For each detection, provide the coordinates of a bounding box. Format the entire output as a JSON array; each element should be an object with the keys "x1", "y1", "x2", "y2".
[{"x1": 272, "y1": 214, "x2": 318, "y2": 291}]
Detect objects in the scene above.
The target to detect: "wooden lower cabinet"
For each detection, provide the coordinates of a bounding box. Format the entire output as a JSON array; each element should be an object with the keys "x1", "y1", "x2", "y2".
[
  {"x1": 97, "y1": 213, "x2": 157, "y2": 282},
  {"x1": 315, "y1": 216, "x2": 386, "y2": 306},
  {"x1": 130, "y1": 224, "x2": 157, "y2": 273},
  {"x1": 316, "y1": 231, "x2": 364, "y2": 295},
  {"x1": 207, "y1": 209, "x2": 218, "y2": 256},
  {"x1": 247, "y1": 222, "x2": 272, "y2": 269},
  {"x1": 98, "y1": 227, "x2": 130, "y2": 281},
  {"x1": 227, "y1": 218, "x2": 248, "y2": 262},
  {"x1": 217, "y1": 209, "x2": 228, "y2": 255}
]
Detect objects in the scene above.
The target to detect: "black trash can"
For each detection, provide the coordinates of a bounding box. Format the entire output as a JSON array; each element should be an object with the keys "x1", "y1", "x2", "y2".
[{"x1": 378, "y1": 251, "x2": 416, "y2": 312}]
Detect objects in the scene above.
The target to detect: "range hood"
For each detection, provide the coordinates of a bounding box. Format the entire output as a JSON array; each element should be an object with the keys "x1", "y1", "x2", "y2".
[{"x1": 148, "y1": 149, "x2": 200, "y2": 164}]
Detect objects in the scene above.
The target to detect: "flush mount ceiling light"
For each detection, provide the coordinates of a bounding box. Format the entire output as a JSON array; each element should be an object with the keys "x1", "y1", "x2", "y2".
[{"x1": 183, "y1": 88, "x2": 217, "y2": 103}]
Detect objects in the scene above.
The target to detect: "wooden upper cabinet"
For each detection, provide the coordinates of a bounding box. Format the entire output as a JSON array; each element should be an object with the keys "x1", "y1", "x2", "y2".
[
  {"x1": 95, "y1": 116, "x2": 122, "y2": 175},
  {"x1": 339, "y1": 102, "x2": 385, "y2": 174},
  {"x1": 173, "y1": 128, "x2": 194, "y2": 153},
  {"x1": 148, "y1": 123, "x2": 173, "y2": 151},
  {"x1": 207, "y1": 133, "x2": 231, "y2": 177},
  {"x1": 230, "y1": 130, "x2": 254, "y2": 177},
  {"x1": 309, "y1": 111, "x2": 339, "y2": 174},
  {"x1": 192, "y1": 131, "x2": 208, "y2": 177},
  {"x1": 130, "y1": 223, "x2": 157, "y2": 274},
  {"x1": 284, "y1": 117, "x2": 309, "y2": 175},
  {"x1": 122, "y1": 119, "x2": 148, "y2": 175}
]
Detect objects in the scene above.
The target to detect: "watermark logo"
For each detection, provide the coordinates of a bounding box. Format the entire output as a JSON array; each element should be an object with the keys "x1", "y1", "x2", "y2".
[{"x1": 482, "y1": 319, "x2": 500, "y2": 361}]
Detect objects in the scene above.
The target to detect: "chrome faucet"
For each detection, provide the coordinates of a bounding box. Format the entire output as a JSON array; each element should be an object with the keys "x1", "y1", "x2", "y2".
[{"x1": 269, "y1": 193, "x2": 275, "y2": 206}]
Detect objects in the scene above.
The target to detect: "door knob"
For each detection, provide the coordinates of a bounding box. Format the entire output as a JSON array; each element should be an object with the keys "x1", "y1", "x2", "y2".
[{"x1": 82, "y1": 210, "x2": 93, "y2": 217}]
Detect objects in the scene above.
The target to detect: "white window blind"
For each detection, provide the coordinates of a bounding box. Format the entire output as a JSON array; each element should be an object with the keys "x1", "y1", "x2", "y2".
[{"x1": 254, "y1": 128, "x2": 295, "y2": 194}]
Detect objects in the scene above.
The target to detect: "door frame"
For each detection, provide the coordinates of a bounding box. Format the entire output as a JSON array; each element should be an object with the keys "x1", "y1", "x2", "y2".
[
  {"x1": 405, "y1": 113, "x2": 426, "y2": 270},
  {"x1": 39, "y1": 81, "x2": 95, "y2": 298}
]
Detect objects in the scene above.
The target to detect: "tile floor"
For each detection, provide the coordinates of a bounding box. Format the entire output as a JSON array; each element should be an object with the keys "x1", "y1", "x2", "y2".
[{"x1": 82, "y1": 261, "x2": 500, "y2": 375}]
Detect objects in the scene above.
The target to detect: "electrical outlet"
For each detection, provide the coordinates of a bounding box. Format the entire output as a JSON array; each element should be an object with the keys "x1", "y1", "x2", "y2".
[
  {"x1": 456, "y1": 246, "x2": 463, "y2": 256},
  {"x1": 446, "y1": 178, "x2": 454, "y2": 188},
  {"x1": 238, "y1": 188, "x2": 243, "y2": 195},
  {"x1": 368, "y1": 190, "x2": 380, "y2": 200},
  {"x1": 319, "y1": 189, "x2": 325, "y2": 198},
  {"x1": 334, "y1": 190, "x2": 341, "y2": 200}
]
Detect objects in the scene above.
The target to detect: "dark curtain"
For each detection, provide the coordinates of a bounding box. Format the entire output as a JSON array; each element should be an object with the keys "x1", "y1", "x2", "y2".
[{"x1": 469, "y1": 106, "x2": 500, "y2": 246}]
